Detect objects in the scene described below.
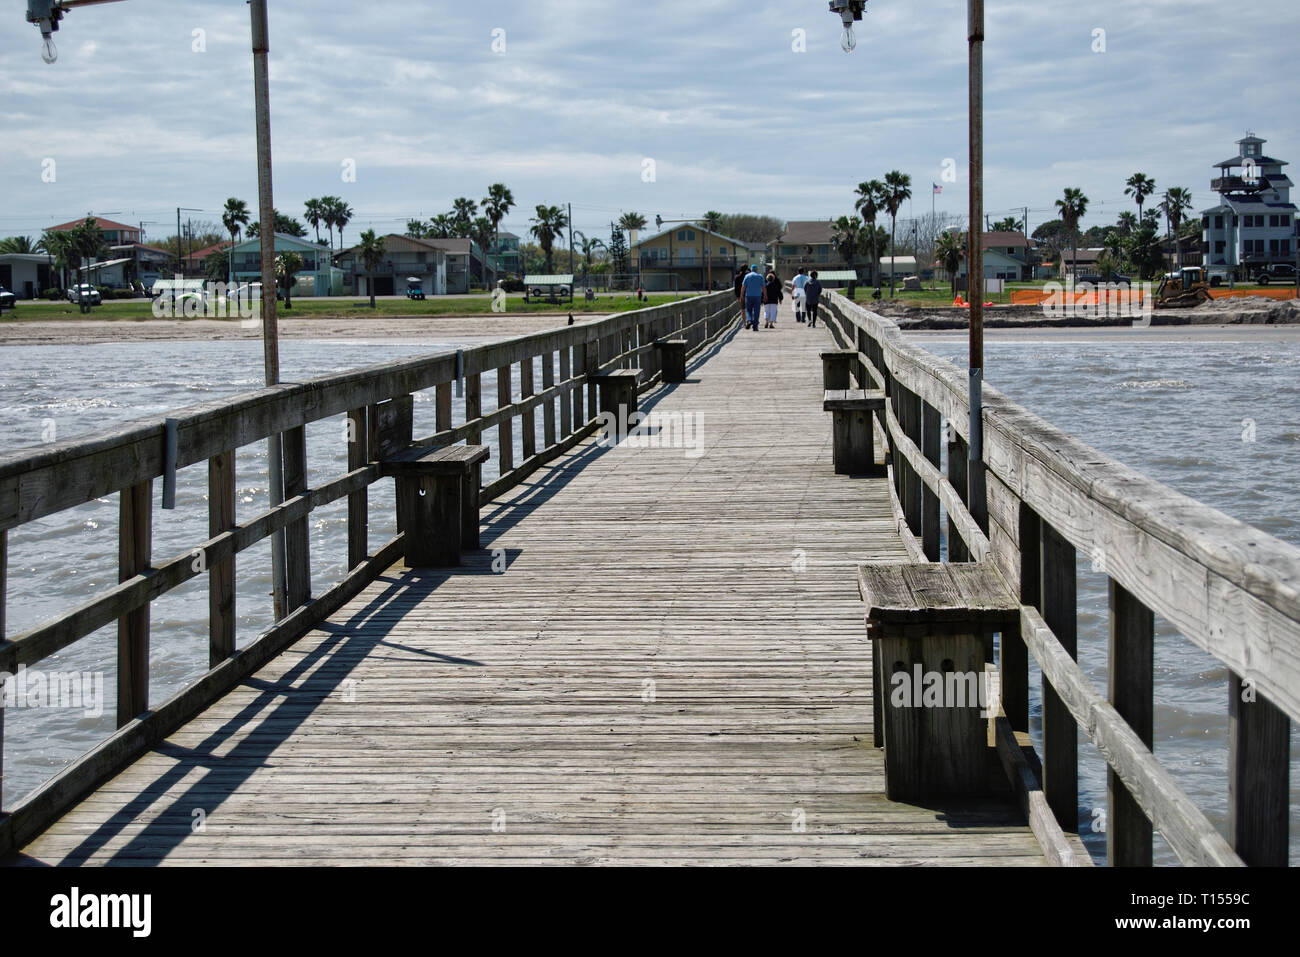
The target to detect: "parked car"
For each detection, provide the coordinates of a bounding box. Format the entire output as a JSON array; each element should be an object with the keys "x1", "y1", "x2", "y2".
[
  {"x1": 405, "y1": 278, "x2": 426, "y2": 300},
  {"x1": 1075, "y1": 274, "x2": 1132, "y2": 286},
  {"x1": 1255, "y1": 263, "x2": 1298, "y2": 284},
  {"x1": 0, "y1": 286, "x2": 16, "y2": 309},
  {"x1": 225, "y1": 282, "x2": 284, "y2": 302},
  {"x1": 65, "y1": 283, "x2": 101, "y2": 305}
]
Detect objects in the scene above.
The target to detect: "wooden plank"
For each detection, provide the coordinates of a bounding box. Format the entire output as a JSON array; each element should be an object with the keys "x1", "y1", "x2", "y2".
[
  {"x1": 208, "y1": 450, "x2": 236, "y2": 666},
  {"x1": 464, "y1": 373, "x2": 482, "y2": 445},
  {"x1": 116, "y1": 480, "x2": 151, "y2": 727},
  {"x1": 1039, "y1": 520, "x2": 1077, "y2": 832},
  {"x1": 1227, "y1": 676, "x2": 1290, "y2": 866},
  {"x1": 947, "y1": 431, "x2": 969, "y2": 562},
  {"x1": 1006, "y1": 502, "x2": 1040, "y2": 733},
  {"x1": 435, "y1": 382, "x2": 452, "y2": 435},
  {"x1": 1107, "y1": 579, "x2": 1153, "y2": 866}
]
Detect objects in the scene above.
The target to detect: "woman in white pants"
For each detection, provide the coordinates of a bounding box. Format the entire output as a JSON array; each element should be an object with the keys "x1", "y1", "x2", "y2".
[{"x1": 762, "y1": 272, "x2": 782, "y2": 328}]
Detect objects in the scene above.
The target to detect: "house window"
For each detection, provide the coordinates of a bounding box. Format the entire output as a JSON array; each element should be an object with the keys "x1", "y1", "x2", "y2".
[
  {"x1": 1214, "y1": 216, "x2": 1224, "y2": 230},
  {"x1": 1215, "y1": 241, "x2": 1225, "y2": 254},
  {"x1": 417, "y1": 252, "x2": 427, "y2": 263},
  {"x1": 676, "y1": 229, "x2": 695, "y2": 242}
]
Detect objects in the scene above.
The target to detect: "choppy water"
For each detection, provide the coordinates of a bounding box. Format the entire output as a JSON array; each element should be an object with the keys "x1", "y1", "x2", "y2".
[
  {"x1": 1, "y1": 333, "x2": 1297, "y2": 865},
  {"x1": 921, "y1": 333, "x2": 1300, "y2": 864}
]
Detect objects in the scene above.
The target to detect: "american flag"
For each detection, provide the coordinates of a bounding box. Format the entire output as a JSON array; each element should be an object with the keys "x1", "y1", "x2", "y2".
[{"x1": 933, "y1": 183, "x2": 943, "y2": 195}]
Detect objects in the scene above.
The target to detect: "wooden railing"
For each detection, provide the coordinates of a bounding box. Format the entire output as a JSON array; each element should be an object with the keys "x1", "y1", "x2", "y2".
[
  {"x1": 821, "y1": 290, "x2": 1298, "y2": 867},
  {"x1": 0, "y1": 290, "x2": 740, "y2": 854}
]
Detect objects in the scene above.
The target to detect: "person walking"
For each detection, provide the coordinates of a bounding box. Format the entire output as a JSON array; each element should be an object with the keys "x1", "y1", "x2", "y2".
[
  {"x1": 791, "y1": 267, "x2": 809, "y2": 323},
  {"x1": 804, "y1": 270, "x2": 823, "y2": 328},
  {"x1": 740, "y1": 264, "x2": 764, "y2": 331},
  {"x1": 762, "y1": 271, "x2": 782, "y2": 328}
]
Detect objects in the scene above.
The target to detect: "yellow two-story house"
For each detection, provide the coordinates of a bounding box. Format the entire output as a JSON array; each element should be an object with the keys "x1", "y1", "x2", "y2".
[{"x1": 630, "y1": 225, "x2": 763, "y2": 292}]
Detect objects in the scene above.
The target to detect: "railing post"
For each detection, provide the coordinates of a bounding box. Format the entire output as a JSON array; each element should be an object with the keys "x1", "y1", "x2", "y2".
[
  {"x1": 465, "y1": 372, "x2": 482, "y2": 445},
  {"x1": 921, "y1": 401, "x2": 941, "y2": 561},
  {"x1": 1108, "y1": 579, "x2": 1153, "y2": 866},
  {"x1": 1005, "y1": 502, "x2": 1037, "y2": 733},
  {"x1": 1228, "y1": 675, "x2": 1290, "y2": 866},
  {"x1": 208, "y1": 450, "x2": 236, "y2": 666},
  {"x1": 902, "y1": 389, "x2": 922, "y2": 537},
  {"x1": 584, "y1": 338, "x2": 599, "y2": 422},
  {"x1": 117, "y1": 480, "x2": 152, "y2": 727},
  {"x1": 541, "y1": 350, "x2": 557, "y2": 450},
  {"x1": 520, "y1": 356, "x2": 536, "y2": 461},
  {"x1": 946, "y1": 428, "x2": 969, "y2": 562},
  {"x1": 435, "y1": 381, "x2": 452, "y2": 436},
  {"x1": 281, "y1": 427, "x2": 311, "y2": 612},
  {"x1": 497, "y1": 363, "x2": 514, "y2": 475},
  {"x1": 559, "y1": 346, "x2": 573, "y2": 437},
  {"x1": 1040, "y1": 519, "x2": 1078, "y2": 832},
  {"x1": 347, "y1": 407, "x2": 369, "y2": 569},
  {"x1": 1, "y1": 527, "x2": 6, "y2": 816}
]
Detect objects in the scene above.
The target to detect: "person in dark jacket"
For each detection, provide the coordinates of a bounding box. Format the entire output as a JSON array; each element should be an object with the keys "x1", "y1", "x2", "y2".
[
  {"x1": 804, "y1": 271, "x2": 823, "y2": 328},
  {"x1": 762, "y1": 272, "x2": 783, "y2": 328}
]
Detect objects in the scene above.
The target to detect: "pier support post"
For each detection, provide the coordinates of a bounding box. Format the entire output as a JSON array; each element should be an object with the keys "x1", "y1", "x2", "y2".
[
  {"x1": 652, "y1": 339, "x2": 688, "y2": 383},
  {"x1": 383, "y1": 446, "x2": 490, "y2": 568},
  {"x1": 1228, "y1": 675, "x2": 1290, "y2": 866},
  {"x1": 820, "y1": 349, "x2": 857, "y2": 390},
  {"x1": 117, "y1": 480, "x2": 152, "y2": 726},
  {"x1": 823, "y1": 389, "x2": 885, "y2": 475}
]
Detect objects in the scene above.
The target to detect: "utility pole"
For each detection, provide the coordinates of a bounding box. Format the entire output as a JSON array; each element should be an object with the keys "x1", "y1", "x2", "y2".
[
  {"x1": 568, "y1": 202, "x2": 574, "y2": 274},
  {"x1": 176, "y1": 206, "x2": 200, "y2": 276}
]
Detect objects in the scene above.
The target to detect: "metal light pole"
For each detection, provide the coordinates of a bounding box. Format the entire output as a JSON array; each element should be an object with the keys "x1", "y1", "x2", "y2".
[
  {"x1": 251, "y1": 0, "x2": 287, "y2": 620},
  {"x1": 966, "y1": 0, "x2": 987, "y2": 530},
  {"x1": 831, "y1": 0, "x2": 987, "y2": 528}
]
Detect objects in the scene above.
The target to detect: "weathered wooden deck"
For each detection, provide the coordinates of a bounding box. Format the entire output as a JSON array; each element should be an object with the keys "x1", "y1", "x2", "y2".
[{"x1": 13, "y1": 301, "x2": 1046, "y2": 866}]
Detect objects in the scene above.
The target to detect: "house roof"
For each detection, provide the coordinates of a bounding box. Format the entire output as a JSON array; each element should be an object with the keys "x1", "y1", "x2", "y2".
[
  {"x1": 422, "y1": 238, "x2": 476, "y2": 255},
  {"x1": 629, "y1": 224, "x2": 750, "y2": 250},
  {"x1": 47, "y1": 216, "x2": 139, "y2": 233},
  {"x1": 774, "y1": 221, "x2": 834, "y2": 245},
  {"x1": 339, "y1": 234, "x2": 451, "y2": 257},
  {"x1": 980, "y1": 230, "x2": 1030, "y2": 248},
  {"x1": 189, "y1": 241, "x2": 234, "y2": 260},
  {"x1": 111, "y1": 243, "x2": 172, "y2": 256},
  {"x1": 1215, "y1": 155, "x2": 1287, "y2": 168},
  {"x1": 231, "y1": 232, "x2": 326, "y2": 253}
]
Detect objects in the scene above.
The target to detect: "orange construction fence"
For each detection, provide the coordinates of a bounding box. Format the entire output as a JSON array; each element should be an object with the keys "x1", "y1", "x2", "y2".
[{"x1": 1008, "y1": 287, "x2": 1298, "y2": 306}]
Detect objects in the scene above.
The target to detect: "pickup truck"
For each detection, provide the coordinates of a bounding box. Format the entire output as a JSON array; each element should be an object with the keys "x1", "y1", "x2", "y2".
[
  {"x1": 66, "y1": 283, "x2": 102, "y2": 305},
  {"x1": 1254, "y1": 263, "x2": 1298, "y2": 284}
]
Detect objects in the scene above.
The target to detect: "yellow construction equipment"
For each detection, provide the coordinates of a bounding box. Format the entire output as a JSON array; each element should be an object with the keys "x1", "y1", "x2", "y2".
[{"x1": 1154, "y1": 266, "x2": 1212, "y2": 308}]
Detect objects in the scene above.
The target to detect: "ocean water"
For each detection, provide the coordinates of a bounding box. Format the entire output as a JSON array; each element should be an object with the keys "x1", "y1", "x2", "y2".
[
  {"x1": 920, "y1": 333, "x2": 1300, "y2": 864},
  {"x1": 1, "y1": 332, "x2": 1297, "y2": 865}
]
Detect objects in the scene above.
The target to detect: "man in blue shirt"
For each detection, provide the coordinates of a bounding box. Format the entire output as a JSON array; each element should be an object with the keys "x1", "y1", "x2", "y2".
[{"x1": 741, "y1": 265, "x2": 765, "y2": 330}]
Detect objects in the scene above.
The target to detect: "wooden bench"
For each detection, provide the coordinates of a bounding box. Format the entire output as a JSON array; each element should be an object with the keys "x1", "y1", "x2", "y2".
[
  {"x1": 652, "y1": 339, "x2": 688, "y2": 383},
  {"x1": 823, "y1": 389, "x2": 885, "y2": 475},
  {"x1": 382, "y1": 445, "x2": 490, "y2": 567},
  {"x1": 820, "y1": 349, "x2": 858, "y2": 390},
  {"x1": 858, "y1": 561, "x2": 1020, "y2": 801}
]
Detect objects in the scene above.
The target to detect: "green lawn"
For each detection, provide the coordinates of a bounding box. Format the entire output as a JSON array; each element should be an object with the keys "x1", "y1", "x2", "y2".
[{"x1": 0, "y1": 292, "x2": 692, "y2": 322}]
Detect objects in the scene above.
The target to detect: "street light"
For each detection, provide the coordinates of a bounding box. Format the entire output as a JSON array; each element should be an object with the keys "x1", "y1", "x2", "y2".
[
  {"x1": 830, "y1": 0, "x2": 988, "y2": 530},
  {"x1": 26, "y1": 0, "x2": 289, "y2": 619}
]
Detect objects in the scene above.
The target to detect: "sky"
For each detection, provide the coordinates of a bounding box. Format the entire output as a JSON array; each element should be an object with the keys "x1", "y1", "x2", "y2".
[{"x1": 1, "y1": 0, "x2": 1296, "y2": 246}]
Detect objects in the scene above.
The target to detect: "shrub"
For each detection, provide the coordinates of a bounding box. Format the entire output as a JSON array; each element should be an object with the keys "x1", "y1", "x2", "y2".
[
  {"x1": 42, "y1": 288, "x2": 63, "y2": 300},
  {"x1": 110, "y1": 288, "x2": 136, "y2": 299}
]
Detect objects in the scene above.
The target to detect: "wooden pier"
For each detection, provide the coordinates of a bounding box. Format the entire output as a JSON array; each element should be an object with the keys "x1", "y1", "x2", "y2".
[{"x1": 0, "y1": 290, "x2": 1296, "y2": 867}]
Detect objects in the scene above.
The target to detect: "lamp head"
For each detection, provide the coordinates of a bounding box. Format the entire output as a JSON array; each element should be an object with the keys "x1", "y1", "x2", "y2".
[
  {"x1": 828, "y1": 0, "x2": 868, "y2": 53},
  {"x1": 27, "y1": 0, "x2": 63, "y2": 62}
]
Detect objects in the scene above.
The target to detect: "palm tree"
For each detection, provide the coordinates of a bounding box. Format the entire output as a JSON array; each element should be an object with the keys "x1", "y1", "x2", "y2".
[
  {"x1": 1159, "y1": 187, "x2": 1193, "y2": 268},
  {"x1": 428, "y1": 214, "x2": 455, "y2": 239},
  {"x1": 617, "y1": 212, "x2": 647, "y2": 236},
  {"x1": 883, "y1": 171, "x2": 912, "y2": 296},
  {"x1": 1116, "y1": 211, "x2": 1138, "y2": 237},
  {"x1": 935, "y1": 230, "x2": 965, "y2": 295},
  {"x1": 405, "y1": 219, "x2": 429, "y2": 238},
  {"x1": 1124, "y1": 173, "x2": 1156, "y2": 225},
  {"x1": 275, "y1": 251, "x2": 302, "y2": 309},
  {"x1": 574, "y1": 231, "x2": 606, "y2": 273},
  {"x1": 830, "y1": 216, "x2": 862, "y2": 294},
  {"x1": 222, "y1": 198, "x2": 250, "y2": 284},
  {"x1": 315, "y1": 196, "x2": 338, "y2": 249},
  {"x1": 356, "y1": 230, "x2": 386, "y2": 308},
  {"x1": 0, "y1": 235, "x2": 38, "y2": 254},
  {"x1": 302, "y1": 199, "x2": 321, "y2": 243},
  {"x1": 1055, "y1": 187, "x2": 1089, "y2": 279},
  {"x1": 469, "y1": 216, "x2": 496, "y2": 287},
  {"x1": 529, "y1": 204, "x2": 569, "y2": 274},
  {"x1": 854, "y1": 179, "x2": 887, "y2": 287},
  {"x1": 450, "y1": 197, "x2": 478, "y2": 236},
  {"x1": 330, "y1": 199, "x2": 353, "y2": 251},
  {"x1": 482, "y1": 183, "x2": 515, "y2": 280}
]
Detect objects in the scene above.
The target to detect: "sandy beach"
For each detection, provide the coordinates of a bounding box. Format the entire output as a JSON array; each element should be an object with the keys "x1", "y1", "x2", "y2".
[{"x1": 0, "y1": 313, "x2": 576, "y2": 347}]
